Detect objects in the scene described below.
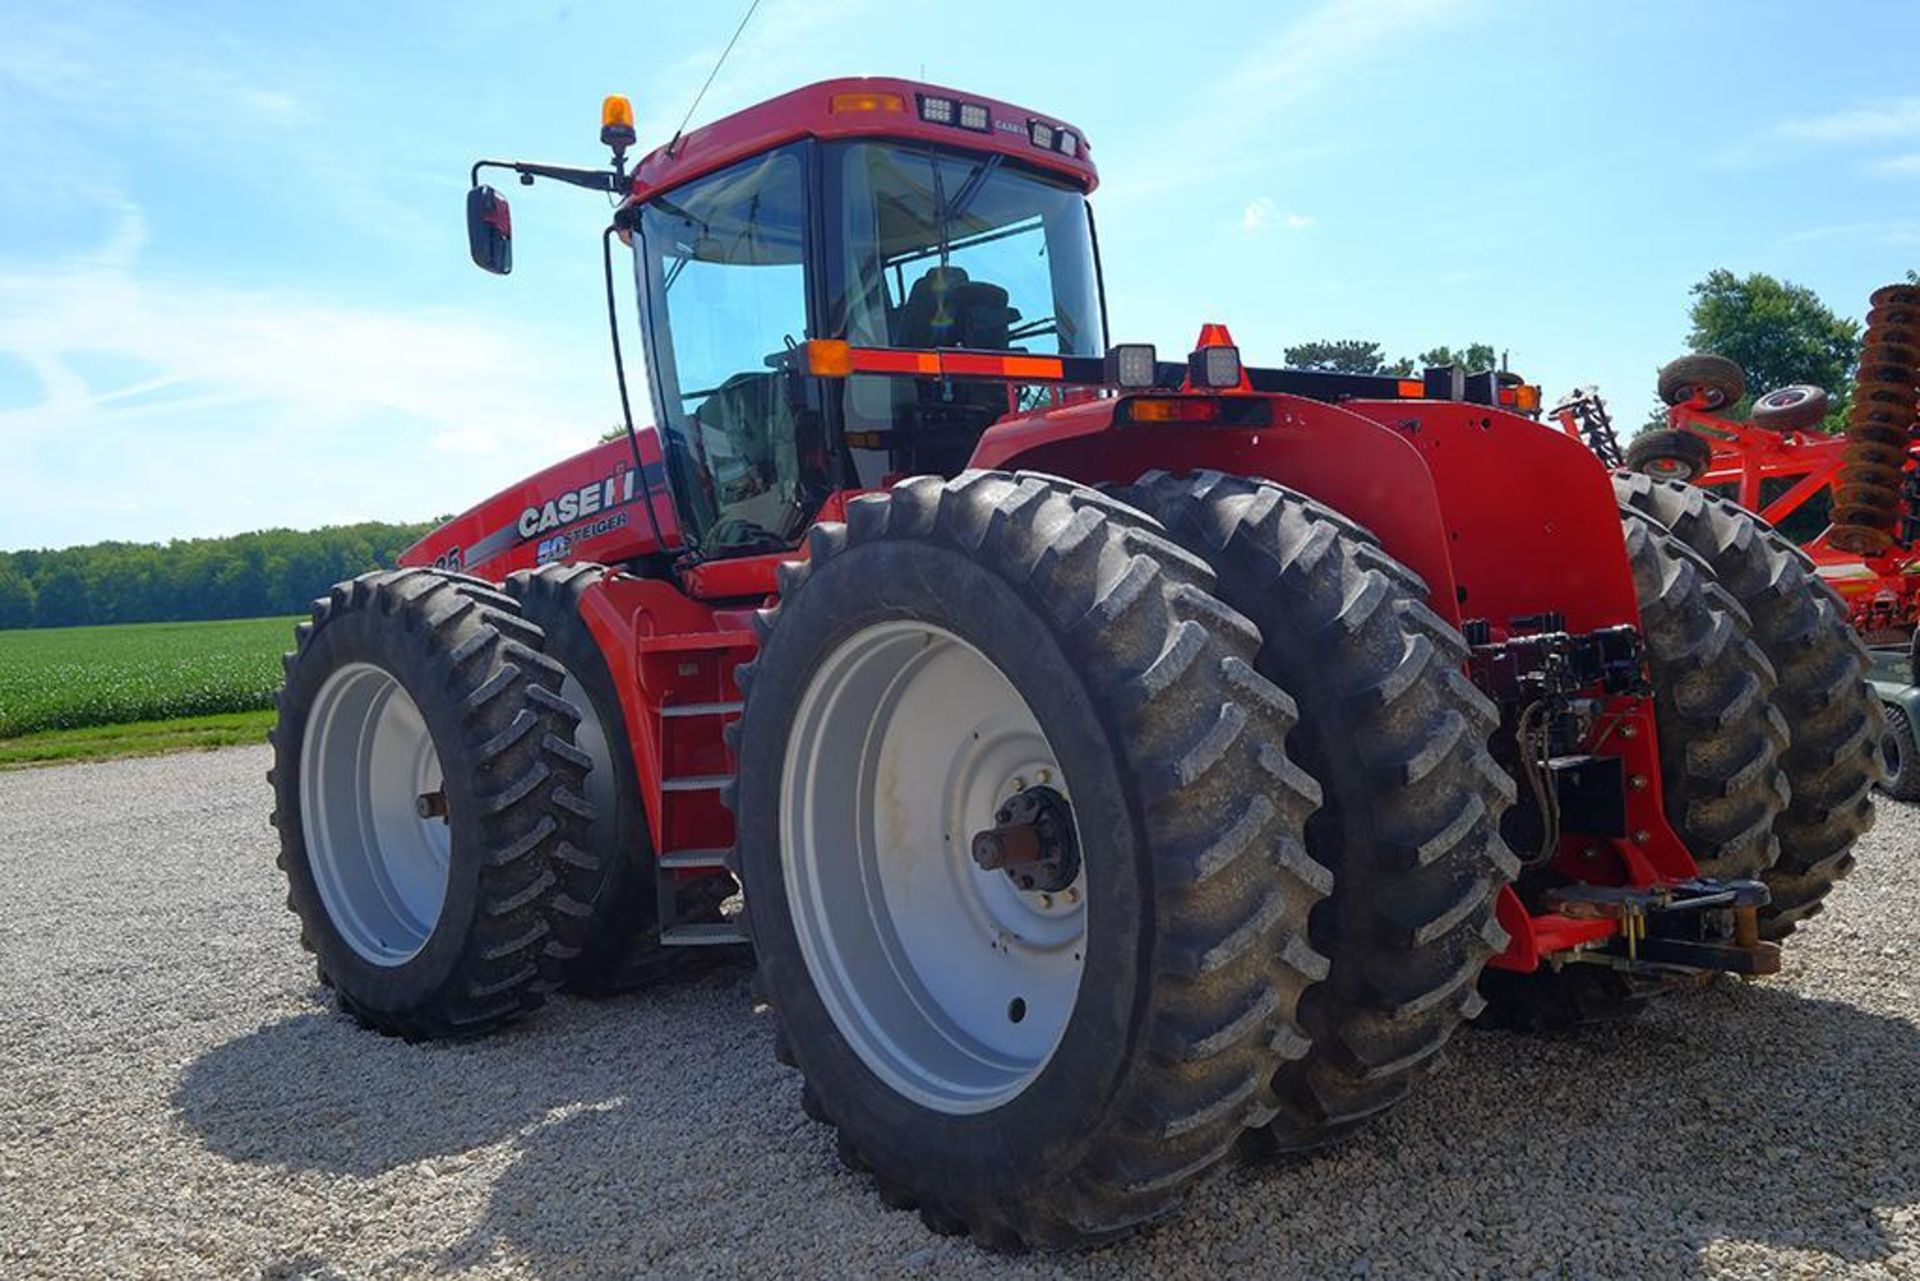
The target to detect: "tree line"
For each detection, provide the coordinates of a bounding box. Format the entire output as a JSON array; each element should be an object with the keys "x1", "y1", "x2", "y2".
[
  {"x1": 1281, "y1": 268, "x2": 1874, "y2": 437},
  {"x1": 0, "y1": 522, "x2": 436, "y2": 631}
]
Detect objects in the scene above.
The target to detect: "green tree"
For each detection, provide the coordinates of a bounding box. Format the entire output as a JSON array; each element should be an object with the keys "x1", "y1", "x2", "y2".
[
  {"x1": 1283, "y1": 338, "x2": 1502, "y2": 376},
  {"x1": 0, "y1": 520, "x2": 434, "y2": 630},
  {"x1": 1415, "y1": 343, "x2": 1498, "y2": 373},
  {"x1": 1282, "y1": 339, "x2": 1403, "y2": 375},
  {"x1": 1684, "y1": 269, "x2": 1859, "y2": 426},
  {"x1": 0, "y1": 562, "x2": 36, "y2": 628}
]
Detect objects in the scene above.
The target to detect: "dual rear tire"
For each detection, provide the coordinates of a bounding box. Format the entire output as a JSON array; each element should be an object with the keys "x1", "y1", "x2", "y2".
[
  {"x1": 731, "y1": 470, "x2": 1518, "y2": 1245},
  {"x1": 731, "y1": 472, "x2": 1328, "y2": 1247}
]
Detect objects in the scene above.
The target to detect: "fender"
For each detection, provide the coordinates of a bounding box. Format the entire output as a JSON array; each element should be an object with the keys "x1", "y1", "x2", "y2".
[{"x1": 972, "y1": 395, "x2": 1466, "y2": 625}]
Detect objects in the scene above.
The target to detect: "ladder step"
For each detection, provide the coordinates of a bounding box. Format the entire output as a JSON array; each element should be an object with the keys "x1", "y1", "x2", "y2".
[
  {"x1": 661, "y1": 922, "x2": 750, "y2": 947},
  {"x1": 659, "y1": 847, "x2": 733, "y2": 871},
  {"x1": 661, "y1": 701, "x2": 745, "y2": 718},
  {"x1": 660, "y1": 774, "x2": 732, "y2": 793}
]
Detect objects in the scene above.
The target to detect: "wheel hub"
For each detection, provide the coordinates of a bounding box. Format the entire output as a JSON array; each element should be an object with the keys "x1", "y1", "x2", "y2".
[{"x1": 971, "y1": 785, "x2": 1080, "y2": 894}]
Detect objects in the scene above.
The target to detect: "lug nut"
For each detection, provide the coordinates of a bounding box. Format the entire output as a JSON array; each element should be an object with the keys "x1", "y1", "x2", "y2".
[{"x1": 1629, "y1": 774, "x2": 1648, "y2": 791}]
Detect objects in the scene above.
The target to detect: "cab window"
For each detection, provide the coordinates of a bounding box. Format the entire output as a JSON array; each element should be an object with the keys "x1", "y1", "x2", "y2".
[{"x1": 638, "y1": 145, "x2": 829, "y2": 554}]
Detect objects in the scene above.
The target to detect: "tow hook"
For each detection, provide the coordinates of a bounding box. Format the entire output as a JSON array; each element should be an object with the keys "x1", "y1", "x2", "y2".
[
  {"x1": 1544, "y1": 878, "x2": 1779, "y2": 976},
  {"x1": 970, "y1": 786, "x2": 1080, "y2": 894}
]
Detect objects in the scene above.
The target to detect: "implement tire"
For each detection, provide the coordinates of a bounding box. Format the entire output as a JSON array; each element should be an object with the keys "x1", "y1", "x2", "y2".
[
  {"x1": 1657, "y1": 353, "x2": 1747, "y2": 410},
  {"x1": 1614, "y1": 475, "x2": 1883, "y2": 936},
  {"x1": 269, "y1": 568, "x2": 598, "y2": 1040},
  {"x1": 1625, "y1": 428, "x2": 1714, "y2": 483},
  {"x1": 505, "y1": 563, "x2": 734, "y2": 993},
  {"x1": 728, "y1": 471, "x2": 1327, "y2": 1248},
  {"x1": 1880, "y1": 706, "x2": 1920, "y2": 802},
  {"x1": 1113, "y1": 470, "x2": 1516, "y2": 1151},
  {"x1": 1480, "y1": 512, "x2": 1788, "y2": 1028}
]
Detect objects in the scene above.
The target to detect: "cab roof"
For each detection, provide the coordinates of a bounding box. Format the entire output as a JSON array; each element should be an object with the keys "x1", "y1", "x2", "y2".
[{"x1": 627, "y1": 76, "x2": 1098, "y2": 204}]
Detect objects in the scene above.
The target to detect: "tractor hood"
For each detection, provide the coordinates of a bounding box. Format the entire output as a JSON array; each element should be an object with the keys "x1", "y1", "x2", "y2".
[{"x1": 399, "y1": 430, "x2": 677, "y2": 579}]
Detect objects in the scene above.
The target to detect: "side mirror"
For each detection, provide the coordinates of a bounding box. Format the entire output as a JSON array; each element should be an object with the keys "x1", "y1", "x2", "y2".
[{"x1": 467, "y1": 185, "x2": 512, "y2": 275}]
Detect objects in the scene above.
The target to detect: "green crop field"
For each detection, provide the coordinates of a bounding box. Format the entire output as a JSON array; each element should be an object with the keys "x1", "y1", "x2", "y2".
[{"x1": 0, "y1": 616, "x2": 297, "y2": 745}]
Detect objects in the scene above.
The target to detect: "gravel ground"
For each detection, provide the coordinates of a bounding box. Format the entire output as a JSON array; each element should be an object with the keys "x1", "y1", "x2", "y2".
[{"x1": 1, "y1": 745, "x2": 1917, "y2": 1279}]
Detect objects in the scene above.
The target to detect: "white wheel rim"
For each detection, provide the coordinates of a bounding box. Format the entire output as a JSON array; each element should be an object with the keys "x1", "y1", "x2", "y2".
[
  {"x1": 300, "y1": 662, "x2": 451, "y2": 965},
  {"x1": 781, "y1": 622, "x2": 1087, "y2": 1115}
]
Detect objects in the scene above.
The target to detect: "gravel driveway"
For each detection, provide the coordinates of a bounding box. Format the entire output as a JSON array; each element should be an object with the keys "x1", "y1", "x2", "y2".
[{"x1": 2, "y1": 745, "x2": 1917, "y2": 1278}]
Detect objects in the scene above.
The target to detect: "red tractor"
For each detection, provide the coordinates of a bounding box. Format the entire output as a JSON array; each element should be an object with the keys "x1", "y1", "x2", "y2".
[{"x1": 267, "y1": 80, "x2": 1884, "y2": 1248}]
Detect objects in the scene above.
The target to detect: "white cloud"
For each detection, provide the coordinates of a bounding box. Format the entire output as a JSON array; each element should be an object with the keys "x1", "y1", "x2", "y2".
[
  {"x1": 1780, "y1": 97, "x2": 1920, "y2": 145},
  {"x1": 1867, "y1": 152, "x2": 1920, "y2": 177},
  {"x1": 0, "y1": 205, "x2": 612, "y2": 548},
  {"x1": 1241, "y1": 197, "x2": 1312, "y2": 233}
]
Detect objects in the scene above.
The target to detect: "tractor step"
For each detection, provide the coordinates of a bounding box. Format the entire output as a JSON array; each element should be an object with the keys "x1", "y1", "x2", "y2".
[
  {"x1": 661, "y1": 921, "x2": 749, "y2": 946},
  {"x1": 659, "y1": 847, "x2": 733, "y2": 870},
  {"x1": 660, "y1": 700, "x2": 745, "y2": 718}
]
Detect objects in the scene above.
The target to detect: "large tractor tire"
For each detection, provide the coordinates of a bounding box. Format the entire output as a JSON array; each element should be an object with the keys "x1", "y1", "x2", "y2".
[
  {"x1": 1613, "y1": 475, "x2": 1882, "y2": 937},
  {"x1": 1480, "y1": 511, "x2": 1789, "y2": 1027},
  {"x1": 506, "y1": 563, "x2": 732, "y2": 994},
  {"x1": 269, "y1": 568, "x2": 599, "y2": 1040},
  {"x1": 728, "y1": 472, "x2": 1327, "y2": 1248},
  {"x1": 1113, "y1": 471, "x2": 1516, "y2": 1151}
]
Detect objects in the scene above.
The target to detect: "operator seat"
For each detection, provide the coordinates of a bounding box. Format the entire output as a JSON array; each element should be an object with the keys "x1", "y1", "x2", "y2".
[{"x1": 895, "y1": 265, "x2": 1020, "y2": 351}]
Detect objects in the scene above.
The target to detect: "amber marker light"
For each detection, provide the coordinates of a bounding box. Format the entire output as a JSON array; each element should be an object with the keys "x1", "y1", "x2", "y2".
[{"x1": 830, "y1": 92, "x2": 905, "y2": 114}]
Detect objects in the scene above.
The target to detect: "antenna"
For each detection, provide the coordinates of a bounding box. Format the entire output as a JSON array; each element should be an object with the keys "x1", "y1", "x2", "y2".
[{"x1": 666, "y1": 0, "x2": 765, "y2": 156}]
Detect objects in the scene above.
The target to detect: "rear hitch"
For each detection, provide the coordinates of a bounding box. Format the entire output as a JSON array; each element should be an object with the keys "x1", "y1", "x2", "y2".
[{"x1": 1543, "y1": 878, "x2": 1781, "y2": 977}]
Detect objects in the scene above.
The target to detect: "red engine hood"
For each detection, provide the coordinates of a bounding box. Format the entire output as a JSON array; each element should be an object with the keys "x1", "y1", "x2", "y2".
[{"x1": 400, "y1": 431, "x2": 679, "y2": 580}]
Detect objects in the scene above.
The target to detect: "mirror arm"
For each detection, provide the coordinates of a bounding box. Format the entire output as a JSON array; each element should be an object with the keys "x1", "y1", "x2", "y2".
[{"x1": 469, "y1": 158, "x2": 623, "y2": 194}]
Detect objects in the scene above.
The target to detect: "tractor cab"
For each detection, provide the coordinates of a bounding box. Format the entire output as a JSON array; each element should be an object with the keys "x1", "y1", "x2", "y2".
[{"x1": 470, "y1": 79, "x2": 1106, "y2": 562}]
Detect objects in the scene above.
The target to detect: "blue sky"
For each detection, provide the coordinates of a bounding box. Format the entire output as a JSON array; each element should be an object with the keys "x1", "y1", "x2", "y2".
[{"x1": 2, "y1": 0, "x2": 1916, "y2": 551}]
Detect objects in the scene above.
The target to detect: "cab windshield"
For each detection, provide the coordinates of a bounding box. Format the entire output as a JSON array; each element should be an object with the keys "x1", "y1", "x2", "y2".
[
  {"x1": 635, "y1": 139, "x2": 1106, "y2": 555},
  {"x1": 827, "y1": 141, "x2": 1103, "y2": 356},
  {"x1": 826, "y1": 140, "x2": 1104, "y2": 480}
]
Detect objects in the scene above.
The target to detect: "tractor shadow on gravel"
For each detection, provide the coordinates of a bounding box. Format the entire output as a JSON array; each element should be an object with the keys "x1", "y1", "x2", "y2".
[{"x1": 176, "y1": 970, "x2": 1919, "y2": 1276}]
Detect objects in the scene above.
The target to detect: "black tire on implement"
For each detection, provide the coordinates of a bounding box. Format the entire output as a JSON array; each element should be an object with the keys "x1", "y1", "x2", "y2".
[
  {"x1": 1751, "y1": 384, "x2": 1831, "y2": 432},
  {"x1": 727, "y1": 472, "x2": 1328, "y2": 1249},
  {"x1": 1113, "y1": 470, "x2": 1516, "y2": 1150},
  {"x1": 1614, "y1": 475, "x2": 1883, "y2": 936},
  {"x1": 1880, "y1": 706, "x2": 1920, "y2": 802},
  {"x1": 1480, "y1": 511, "x2": 1789, "y2": 1026},
  {"x1": 1657, "y1": 352, "x2": 1747, "y2": 410},
  {"x1": 506, "y1": 563, "x2": 734, "y2": 993},
  {"x1": 269, "y1": 568, "x2": 599, "y2": 1040},
  {"x1": 1624, "y1": 428, "x2": 1715, "y2": 482}
]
